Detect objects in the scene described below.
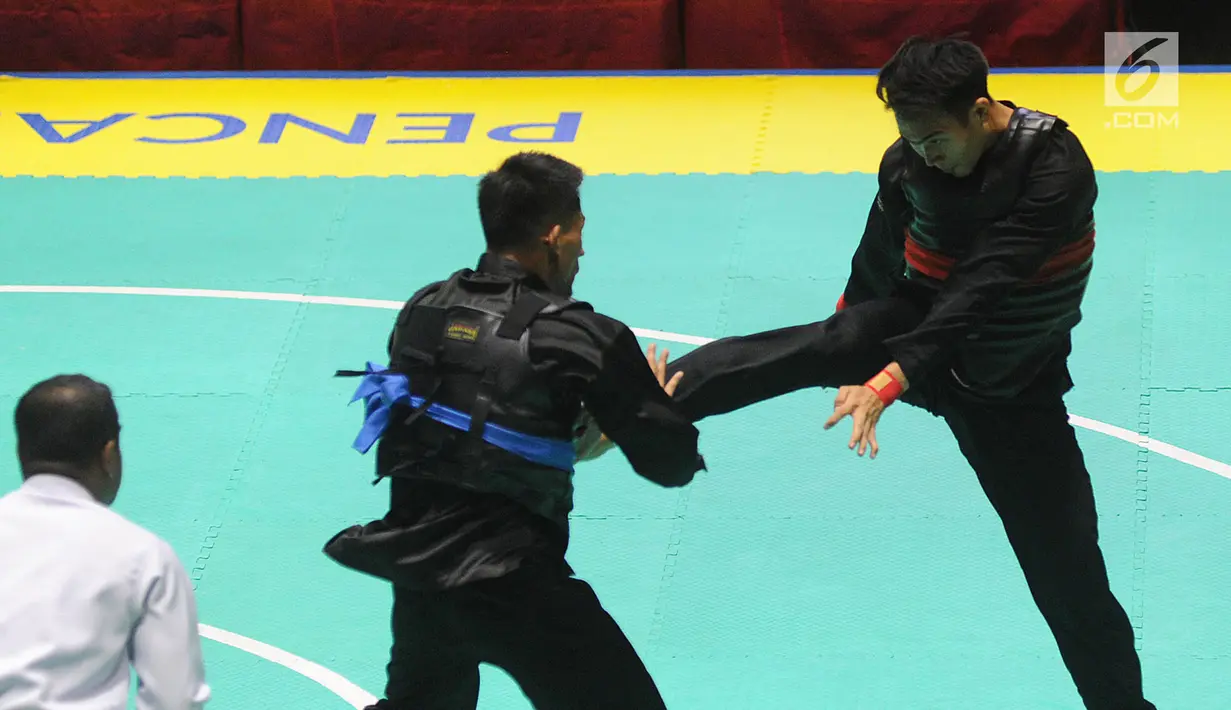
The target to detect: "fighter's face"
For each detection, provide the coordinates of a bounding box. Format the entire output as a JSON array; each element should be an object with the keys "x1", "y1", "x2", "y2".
[
  {"x1": 547, "y1": 212, "x2": 585, "y2": 297},
  {"x1": 896, "y1": 102, "x2": 990, "y2": 178}
]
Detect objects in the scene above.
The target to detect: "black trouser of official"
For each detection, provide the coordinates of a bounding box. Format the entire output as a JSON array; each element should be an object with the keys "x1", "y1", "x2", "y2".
[
  {"x1": 380, "y1": 566, "x2": 668, "y2": 710},
  {"x1": 664, "y1": 298, "x2": 1155, "y2": 710}
]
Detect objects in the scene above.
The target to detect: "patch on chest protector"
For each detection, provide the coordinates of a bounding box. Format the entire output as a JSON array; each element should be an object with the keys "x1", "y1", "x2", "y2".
[{"x1": 444, "y1": 321, "x2": 480, "y2": 344}]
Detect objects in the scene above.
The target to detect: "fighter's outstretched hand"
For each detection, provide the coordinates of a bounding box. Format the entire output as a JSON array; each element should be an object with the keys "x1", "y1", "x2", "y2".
[
  {"x1": 645, "y1": 343, "x2": 684, "y2": 397},
  {"x1": 824, "y1": 385, "x2": 887, "y2": 458},
  {"x1": 824, "y1": 365, "x2": 908, "y2": 459}
]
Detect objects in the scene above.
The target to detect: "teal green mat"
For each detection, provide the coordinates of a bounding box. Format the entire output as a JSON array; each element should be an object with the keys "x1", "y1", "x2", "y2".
[{"x1": 0, "y1": 173, "x2": 1227, "y2": 709}]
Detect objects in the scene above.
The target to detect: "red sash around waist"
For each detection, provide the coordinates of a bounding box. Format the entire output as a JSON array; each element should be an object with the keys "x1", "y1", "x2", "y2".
[{"x1": 904, "y1": 228, "x2": 1095, "y2": 283}]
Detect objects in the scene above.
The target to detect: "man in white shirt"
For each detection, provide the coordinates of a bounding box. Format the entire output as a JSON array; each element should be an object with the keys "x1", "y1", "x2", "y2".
[{"x1": 0, "y1": 374, "x2": 211, "y2": 710}]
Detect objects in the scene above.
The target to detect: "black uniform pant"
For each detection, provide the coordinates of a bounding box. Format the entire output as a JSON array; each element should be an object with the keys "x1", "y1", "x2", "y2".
[
  {"x1": 378, "y1": 566, "x2": 667, "y2": 710},
  {"x1": 665, "y1": 298, "x2": 1155, "y2": 710}
]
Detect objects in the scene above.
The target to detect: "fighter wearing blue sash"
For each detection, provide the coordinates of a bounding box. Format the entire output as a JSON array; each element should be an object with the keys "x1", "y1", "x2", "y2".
[{"x1": 325, "y1": 151, "x2": 705, "y2": 710}]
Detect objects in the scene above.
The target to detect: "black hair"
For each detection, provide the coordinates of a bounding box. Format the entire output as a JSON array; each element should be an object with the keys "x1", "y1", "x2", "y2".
[
  {"x1": 875, "y1": 35, "x2": 992, "y2": 125},
  {"x1": 15, "y1": 374, "x2": 120, "y2": 471},
  {"x1": 478, "y1": 152, "x2": 584, "y2": 253}
]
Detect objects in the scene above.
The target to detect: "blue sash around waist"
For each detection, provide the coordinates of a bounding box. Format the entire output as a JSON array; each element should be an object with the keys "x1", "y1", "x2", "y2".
[{"x1": 346, "y1": 361, "x2": 575, "y2": 472}]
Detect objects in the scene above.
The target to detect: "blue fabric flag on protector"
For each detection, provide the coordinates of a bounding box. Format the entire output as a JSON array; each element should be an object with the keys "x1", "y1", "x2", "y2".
[{"x1": 346, "y1": 361, "x2": 575, "y2": 472}]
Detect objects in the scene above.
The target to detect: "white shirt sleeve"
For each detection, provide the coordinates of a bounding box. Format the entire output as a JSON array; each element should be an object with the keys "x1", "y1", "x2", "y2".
[{"x1": 128, "y1": 539, "x2": 212, "y2": 710}]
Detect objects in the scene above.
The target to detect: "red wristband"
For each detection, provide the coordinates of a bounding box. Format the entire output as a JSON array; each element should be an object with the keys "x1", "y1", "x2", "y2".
[
  {"x1": 835, "y1": 294, "x2": 847, "y2": 312},
  {"x1": 864, "y1": 368, "x2": 903, "y2": 406}
]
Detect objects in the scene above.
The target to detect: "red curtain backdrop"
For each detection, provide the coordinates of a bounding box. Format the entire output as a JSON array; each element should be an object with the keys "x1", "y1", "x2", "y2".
[
  {"x1": 0, "y1": 0, "x2": 1123, "y2": 72},
  {"x1": 240, "y1": 0, "x2": 683, "y2": 71},
  {"x1": 682, "y1": 0, "x2": 1123, "y2": 69},
  {"x1": 0, "y1": 0, "x2": 240, "y2": 71}
]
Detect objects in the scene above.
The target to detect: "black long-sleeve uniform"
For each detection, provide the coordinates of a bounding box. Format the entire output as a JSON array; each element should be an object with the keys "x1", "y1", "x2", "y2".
[
  {"x1": 845, "y1": 100, "x2": 1097, "y2": 400},
  {"x1": 664, "y1": 104, "x2": 1156, "y2": 710},
  {"x1": 327, "y1": 255, "x2": 703, "y2": 710}
]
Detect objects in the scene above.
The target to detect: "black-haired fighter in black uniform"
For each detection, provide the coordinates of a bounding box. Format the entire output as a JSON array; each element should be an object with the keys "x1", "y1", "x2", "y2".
[{"x1": 659, "y1": 37, "x2": 1156, "y2": 710}]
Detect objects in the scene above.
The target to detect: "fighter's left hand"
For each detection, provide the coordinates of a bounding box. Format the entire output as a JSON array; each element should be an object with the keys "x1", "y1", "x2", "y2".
[
  {"x1": 824, "y1": 385, "x2": 887, "y2": 458},
  {"x1": 574, "y1": 409, "x2": 616, "y2": 461},
  {"x1": 576, "y1": 432, "x2": 615, "y2": 461}
]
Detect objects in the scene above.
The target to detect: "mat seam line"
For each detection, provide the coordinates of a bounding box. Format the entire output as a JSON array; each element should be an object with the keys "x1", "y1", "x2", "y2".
[
  {"x1": 187, "y1": 182, "x2": 355, "y2": 591},
  {"x1": 644, "y1": 75, "x2": 777, "y2": 653},
  {"x1": 1130, "y1": 173, "x2": 1156, "y2": 650}
]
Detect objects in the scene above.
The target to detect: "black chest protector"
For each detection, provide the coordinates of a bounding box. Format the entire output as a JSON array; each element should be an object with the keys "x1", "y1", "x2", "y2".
[
  {"x1": 353, "y1": 268, "x2": 593, "y2": 526},
  {"x1": 895, "y1": 107, "x2": 1063, "y2": 258},
  {"x1": 391, "y1": 269, "x2": 587, "y2": 442}
]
